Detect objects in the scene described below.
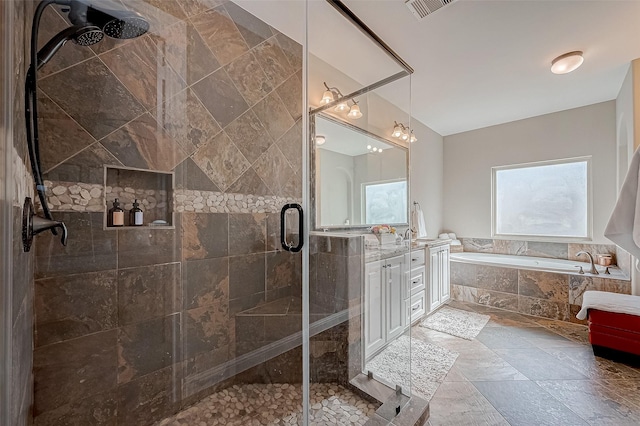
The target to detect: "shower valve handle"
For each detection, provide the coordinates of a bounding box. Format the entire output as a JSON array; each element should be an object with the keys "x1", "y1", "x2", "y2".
[
  {"x1": 22, "y1": 197, "x2": 68, "y2": 252},
  {"x1": 32, "y1": 215, "x2": 68, "y2": 245}
]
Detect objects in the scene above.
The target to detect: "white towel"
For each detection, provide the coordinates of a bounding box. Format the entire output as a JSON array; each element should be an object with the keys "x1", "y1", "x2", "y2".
[
  {"x1": 412, "y1": 208, "x2": 427, "y2": 239},
  {"x1": 576, "y1": 290, "x2": 640, "y2": 320},
  {"x1": 604, "y1": 146, "x2": 640, "y2": 258}
]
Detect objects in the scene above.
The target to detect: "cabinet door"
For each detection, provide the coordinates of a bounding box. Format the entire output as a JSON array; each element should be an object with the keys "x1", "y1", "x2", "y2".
[
  {"x1": 440, "y1": 246, "x2": 451, "y2": 303},
  {"x1": 428, "y1": 247, "x2": 441, "y2": 311},
  {"x1": 386, "y1": 256, "x2": 405, "y2": 340},
  {"x1": 364, "y1": 261, "x2": 385, "y2": 359}
]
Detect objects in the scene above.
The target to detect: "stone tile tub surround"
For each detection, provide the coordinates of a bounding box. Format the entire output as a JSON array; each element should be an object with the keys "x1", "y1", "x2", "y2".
[
  {"x1": 451, "y1": 253, "x2": 631, "y2": 324},
  {"x1": 31, "y1": 1, "x2": 304, "y2": 425}
]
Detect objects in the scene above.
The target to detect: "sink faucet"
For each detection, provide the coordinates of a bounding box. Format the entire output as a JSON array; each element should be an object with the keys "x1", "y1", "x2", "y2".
[
  {"x1": 576, "y1": 251, "x2": 599, "y2": 275},
  {"x1": 404, "y1": 228, "x2": 412, "y2": 240}
]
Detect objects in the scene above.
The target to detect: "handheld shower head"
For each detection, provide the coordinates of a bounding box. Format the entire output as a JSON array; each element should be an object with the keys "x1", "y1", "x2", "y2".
[
  {"x1": 67, "y1": 0, "x2": 149, "y2": 39},
  {"x1": 36, "y1": 25, "x2": 103, "y2": 69}
]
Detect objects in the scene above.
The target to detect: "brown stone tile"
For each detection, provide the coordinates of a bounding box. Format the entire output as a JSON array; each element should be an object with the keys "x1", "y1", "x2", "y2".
[
  {"x1": 226, "y1": 168, "x2": 270, "y2": 196},
  {"x1": 34, "y1": 330, "x2": 118, "y2": 415},
  {"x1": 35, "y1": 212, "x2": 117, "y2": 279},
  {"x1": 267, "y1": 251, "x2": 301, "y2": 294},
  {"x1": 568, "y1": 243, "x2": 617, "y2": 261},
  {"x1": 519, "y1": 270, "x2": 569, "y2": 302},
  {"x1": 116, "y1": 365, "x2": 181, "y2": 426},
  {"x1": 224, "y1": 1, "x2": 273, "y2": 48},
  {"x1": 192, "y1": 67, "x2": 249, "y2": 128},
  {"x1": 39, "y1": 57, "x2": 146, "y2": 140},
  {"x1": 477, "y1": 289, "x2": 519, "y2": 311},
  {"x1": 569, "y1": 275, "x2": 631, "y2": 305},
  {"x1": 533, "y1": 317, "x2": 589, "y2": 342},
  {"x1": 117, "y1": 225, "x2": 181, "y2": 269},
  {"x1": 540, "y1": 346, "x2": 640, "y2": 381},
  {"x1": 229, "y1": 213, "x2": 267, "y2": 255},
  {"x1": 174, "y1": 157, "x2": 220, "y2": 191},
  {"x1": 37, "y1": 92, "x2": 95, "y2": 172},
  {"x1": 568, "y1": 304, "x2": 588, "y2": 325},
  {"x1": 475, "y1": 327, "x2": 536, "y2": 349},
  {"x1": 101, "y1": 113, "x2": 187, "y2": 171},
  {"x1": 493, "y1": 347, "x2": 587, "y2": 380},
  {"x1": 252, "y1": 91, "x2": 295, "y2": 141},
  {"x1": 477, "y1": 265, "x2": 518, "y2": 293},
  {"x1": 273, "y1": 32, "x2": 303, "y2": 72},
  {"x1": 225, "y1": 109, "x2": 274, "y2": 164},
  {"x1": 154, "y1": 88, "x2": 221, "y2": 156},
  {"x1": 229, "y1": 253, "x2": 266, "y2": 300},
  {"x1": 100, "y1": 35, "x2": 185, "y2": 111},
  {"x1": 253, "y1": 144, "x2": 293, "y2": 195},
  {"x1": 33, "y1": 389, "x2": 117, "y2": 426},
  {"x1": 179, "y1": 0, "x2": 225, "y2": 17},
  {"x1": 153, "y1": 20, "x2": 221, "y2": 86},
  {"x1": 35, "y1": 271, "x2": 117, "y2": 347},
  {"x1": 183, "y1": 257, "x2": 229, "y2": 310},
  {"x1": 44, "y1": 142, "x2": 122, "y2": 184},
  {"x1": 281, "y1": 168, "x2": 303, "y2": 199},
  {"x1": 117, "y1": 314, "x2": 181, "y2": 384},
  {"x1": 118, "y1": 263, "x2": 181, "y2": 326},
  {"x1": 461, "y1": 238, "x2": 493, "y2": 253},
  {"x1": 37, "y1": 7, "x2": 96, "y2": 78},
  {"x1": 182, "y1": 212, "x2": 228, "y2": 260},
  {"x1": 518, "y1": 295, "x2": 569, "y2": 321},
  {"x1": 277, "y1": 119, "x2": 302, "y2": 172},
  {"x1": 121, "y1": 0, "x2": 184, "y2": 35},
  {"x1": 253, "y1": 37, "x2": 294, "y2": 88},
  {"x1": 185, "y1": 303, "x2": 230, "y2": 359},
  {"x1": 275, "y1": 71, "x2": 303, "y2": 122},
  {"x1": 192, "y1": 130, "x2": 250, "y2": 191},
  {"x1": 525, "y1": 241, "x2": 568, "y2": 259},
  {"x1": 492, "y1": 239, "x2": 527, "y2": 255},
  {"x1": 601, "y1": 380, "x2": 640, "y2": 409},
  {"x1": 226, "y1": 51, "x2": 273, "y2": 106},
  {"x1": 266, "y1": 212, "x2": 281, "y2": 251},
  {"x1": 191, "y1": 6, "x2": 249, "y2": 65},
  {"x1": 450, "y1": 262, "x2": 477, "y2": 287},
  {"x1": 185, "y1": 345, "x2": 231, "y2": 376},
  {"x1": 451, "y1": 284, "x2": 478, "y2": 304}
]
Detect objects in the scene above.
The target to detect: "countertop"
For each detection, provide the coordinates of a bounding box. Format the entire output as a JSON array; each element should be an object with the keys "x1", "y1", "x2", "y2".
[{"x1": 365, "y1": 239, "x2": 452, "y2": 263}]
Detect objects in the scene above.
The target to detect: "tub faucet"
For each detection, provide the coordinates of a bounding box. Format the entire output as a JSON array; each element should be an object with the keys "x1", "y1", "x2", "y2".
[{"x1": 576, "y1": 251, "x2": 599, "y2": 275}]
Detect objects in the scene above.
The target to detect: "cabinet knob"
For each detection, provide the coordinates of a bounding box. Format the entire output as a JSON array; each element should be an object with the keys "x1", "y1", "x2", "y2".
[
  {"x1": 412, "y1": 306, "x2": 419, "y2": 312},
  {"x1": 412, "y1": 280, "x2": 418, "y2": 284},
  {"x1": 412, "y1": 258, "x2": 418, "y2": 261}
]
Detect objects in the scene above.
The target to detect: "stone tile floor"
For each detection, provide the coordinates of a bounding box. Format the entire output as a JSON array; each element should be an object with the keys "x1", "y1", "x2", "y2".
[
  {"x1": 423, "y1": 300, "x2": 640, "y2": 426},
  {"x1": 156, "y1": 383, "x2": 378, "y2": 426}
]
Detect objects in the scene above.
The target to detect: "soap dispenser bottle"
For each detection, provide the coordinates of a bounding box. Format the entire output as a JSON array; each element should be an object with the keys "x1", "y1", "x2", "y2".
[
  {"x1": 108, "y1": 198, "x2": 124, "y2": 227},
  {"x1": 129, "y1": 199, "x2": 144, "y2": 226}
]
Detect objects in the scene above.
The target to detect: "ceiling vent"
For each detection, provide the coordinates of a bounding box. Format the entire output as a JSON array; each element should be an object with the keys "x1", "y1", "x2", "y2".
[{"x1": 405, "y1": 0, "x2": 455, "y2": 20}]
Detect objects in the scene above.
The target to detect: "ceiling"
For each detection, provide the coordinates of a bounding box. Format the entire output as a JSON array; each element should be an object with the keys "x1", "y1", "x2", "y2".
[{"x1": 237, "y1": 0, "x2": 640, "y2": 137}]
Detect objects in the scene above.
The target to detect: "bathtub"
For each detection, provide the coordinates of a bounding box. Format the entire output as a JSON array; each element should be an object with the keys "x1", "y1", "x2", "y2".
[{"x1": 450, "y1": 252, "x2": 623, "y2": 277}]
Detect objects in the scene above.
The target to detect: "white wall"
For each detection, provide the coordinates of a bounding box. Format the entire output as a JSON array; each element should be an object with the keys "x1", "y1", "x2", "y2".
[
  {"x1": 443, "y1": 101, "x2": 617, "y2": 243},
  {"x1": 616, "y1": 65, "x2": 634, "y2": 191},
  {"x1": 410, "y1": 121, "x2": 444, "y2": 239},
  {"x1": 318, "y1": 149, "x2": 354, "y2": 226}
]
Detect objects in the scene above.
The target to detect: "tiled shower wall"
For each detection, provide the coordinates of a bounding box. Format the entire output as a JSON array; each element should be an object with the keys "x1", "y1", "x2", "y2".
[
  {"x1": 32, "y1": 1, "x2": 303, "y2": 424},
  {"x1": 4, "y1": 0, "x2": 36, "y2": 424},
  {"x1": 452, "y1": 238, "x2": 632, "y2": 323}
]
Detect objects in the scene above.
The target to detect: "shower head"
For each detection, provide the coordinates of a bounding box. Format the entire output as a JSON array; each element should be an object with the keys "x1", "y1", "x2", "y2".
[
  {"x1": 67, "y1": 0, "x2": 150, "y2": 39},
  {"x1": 36, "y1": 24, "x2": 103, "y2": 69}
]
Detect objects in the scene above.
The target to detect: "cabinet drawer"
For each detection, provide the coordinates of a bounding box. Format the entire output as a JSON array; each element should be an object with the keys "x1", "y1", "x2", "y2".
[
  {"x1": 409, "y1": 266, "x2": 425, "y2": 295},
  {"x1": 409, "y1": 292, "x2": 426, "y2": 324},
  {"x1": 404, "y1": 249, "x2": 425, "y2": 268}
]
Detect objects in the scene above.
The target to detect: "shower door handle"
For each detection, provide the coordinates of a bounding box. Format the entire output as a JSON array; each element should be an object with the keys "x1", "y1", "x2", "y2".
[{"x1": 280, "y1": 203, "x2": 303, "y2": 252}]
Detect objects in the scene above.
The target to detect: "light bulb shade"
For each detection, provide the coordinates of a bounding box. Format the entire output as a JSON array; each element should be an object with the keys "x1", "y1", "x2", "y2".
[
  {"x1": 315, "y1": 135, "x2": 326, "y2": 145},
  {"x1": 400, "y1": 129, "x2": 409, "y2": 141},
  {"x1": 321, "y1": 90, "x2": 334, "y2": 104},
  {"x1": 410, "y1": 133, "x2": 417, "y2": 143},
  {"x1": 392, "y1": 125, "x2": 402, "y2": 138},
  {"x1": 334, "y1": 101, "x2": 349, "y2": 112},
  {"x1": 551, "y1": 51, "x2": 584, "y2": 74},
  {"x1": 347, "y1": 104, "x2": 362, "y2": 119}
]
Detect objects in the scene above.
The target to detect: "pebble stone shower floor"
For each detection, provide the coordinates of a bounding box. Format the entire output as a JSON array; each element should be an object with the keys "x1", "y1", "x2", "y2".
[{"x1": 156, "y1": 383, "x2": 378, "y2": 426}]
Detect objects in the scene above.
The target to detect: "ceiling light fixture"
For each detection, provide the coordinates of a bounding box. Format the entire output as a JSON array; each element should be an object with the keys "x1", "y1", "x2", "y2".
[
  {"x1": 551, "y1": 51, "x2": 584, "y2": 75},
  {"x1": 347, "y1": 100, "x2": 362, "y2": 119},
  {"x1": 391, "y1": 121, "x2": 417, "y2": 142},
  {"x1": 315, "y1": 135, "x2": 326, "y2": 146}
]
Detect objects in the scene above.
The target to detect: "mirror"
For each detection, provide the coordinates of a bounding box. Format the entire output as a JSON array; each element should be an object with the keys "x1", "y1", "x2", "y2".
[{"x1": 313, "y1": 114, "x2": 408, "y2": 228}]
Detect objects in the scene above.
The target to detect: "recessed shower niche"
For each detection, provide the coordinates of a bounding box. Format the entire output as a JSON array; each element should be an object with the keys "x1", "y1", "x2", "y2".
[{"x1": 104, "y1": 166, "x2": 173, "y2": 229}]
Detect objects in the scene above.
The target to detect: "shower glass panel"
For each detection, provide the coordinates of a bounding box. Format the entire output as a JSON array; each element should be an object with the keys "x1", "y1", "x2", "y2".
[
  {"x1": 31, "y1": 0, "x2": 308, "y2": 424},
  {"x1": 308, "y1": 0, "x2": 413, "y2": 423}
]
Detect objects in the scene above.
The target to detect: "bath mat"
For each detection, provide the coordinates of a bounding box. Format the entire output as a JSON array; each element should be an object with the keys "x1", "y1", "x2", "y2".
[
  {"x1": 420, "y1": 306, "x2": 490, "y2": 340},
  {"x1": 365, "y1": 335, "x2": 458, "y2": 401}
]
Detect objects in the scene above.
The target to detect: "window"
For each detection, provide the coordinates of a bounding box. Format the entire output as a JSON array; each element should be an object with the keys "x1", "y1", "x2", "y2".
[
  {"x1": 492, "y1": 157, "x2": 591, "y2": 240},
  {"x1": 363, "y1": 180, "x2": 407, "y2": 224}
]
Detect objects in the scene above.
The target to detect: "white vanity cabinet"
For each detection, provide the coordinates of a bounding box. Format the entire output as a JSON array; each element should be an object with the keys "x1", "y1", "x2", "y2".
[
  {"x1": 404, "y1": 249, "x2": 426, "y2": 325},
  {"x1": 427, "y1": 244, "x2": 451, "y2": 312},
  {"x1": 364, "y1": 255, "x2": 405, "y2": 359}
]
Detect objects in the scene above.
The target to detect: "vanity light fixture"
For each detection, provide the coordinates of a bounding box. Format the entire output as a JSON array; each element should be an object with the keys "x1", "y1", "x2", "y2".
[
  {"x1": 320, "y1": 82, "x2": 363, "y2": 120},
  {"x1": 315, "y1": 135, "x2": 326, "y2": 145},
  {"x1": 391, "y1": 121, "x2": 417, "y2": 142},
  {"x1": 551, "y1": 51, "x2": 584, "y2": 75}
]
